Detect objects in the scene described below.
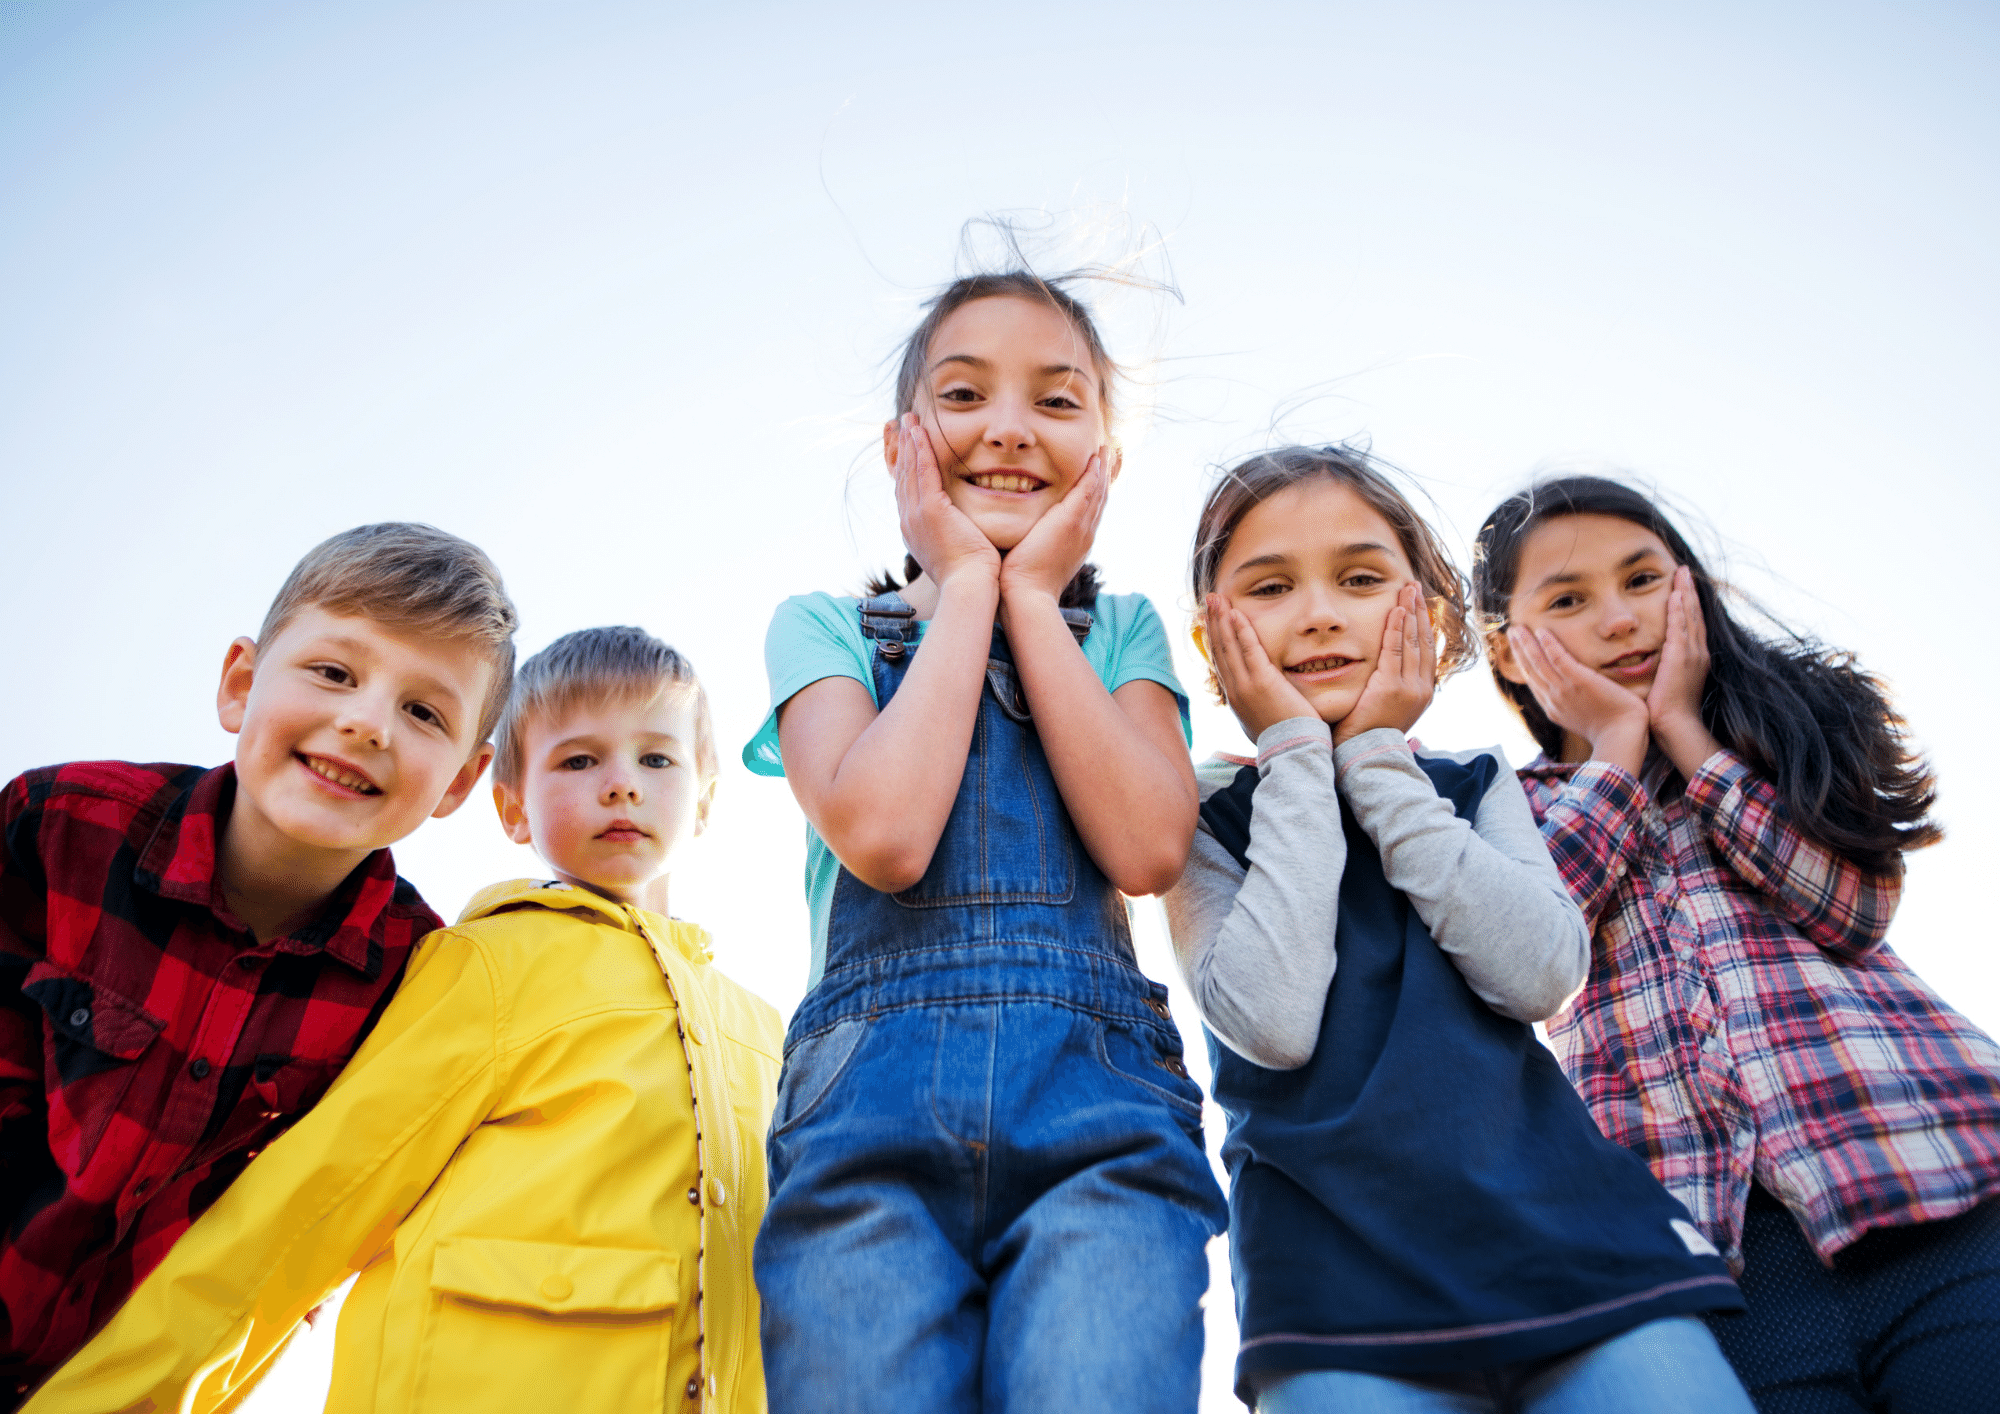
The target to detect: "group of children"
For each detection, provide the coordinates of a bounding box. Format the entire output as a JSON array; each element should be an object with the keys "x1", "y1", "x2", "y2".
[{"x1": 3, "y1": 265, "x2": 1996, "y2": 1414}]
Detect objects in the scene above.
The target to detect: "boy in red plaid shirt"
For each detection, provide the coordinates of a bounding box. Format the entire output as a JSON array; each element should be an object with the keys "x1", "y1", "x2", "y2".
[{"x1": 0, "y1": 523, "x2": 517, "y2": 1408}]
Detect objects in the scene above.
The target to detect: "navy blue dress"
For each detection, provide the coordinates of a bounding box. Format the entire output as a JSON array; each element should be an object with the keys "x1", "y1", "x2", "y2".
[{"x1": 1200, "y1": 752, "x2": 1740, "y2": 1399}]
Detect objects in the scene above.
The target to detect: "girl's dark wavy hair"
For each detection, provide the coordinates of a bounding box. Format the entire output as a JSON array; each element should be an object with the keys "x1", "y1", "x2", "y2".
[
  {"x1": 1471, "y1": 475, "x2": 1940, "y2": 872},
  {"x1": 864, "y1": 270, "x2": 1111, "y2": 609}
]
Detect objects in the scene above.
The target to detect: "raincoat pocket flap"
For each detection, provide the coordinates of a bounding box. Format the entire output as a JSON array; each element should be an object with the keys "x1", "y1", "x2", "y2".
[{"x1": 431, "y1": 1238, "x2": 679, "y2": 1315}]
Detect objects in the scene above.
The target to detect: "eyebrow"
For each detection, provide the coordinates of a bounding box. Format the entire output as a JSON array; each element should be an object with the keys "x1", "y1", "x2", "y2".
[
  {"x1": 1229, "y1": 541, "x2": 1396, "y2": 574},
  {"x1": 1530, "y1": 547, "x2": 1662, "y2": 594},
  {"x1": 930, "y1": 354, "x2": 1092, "y2": 382},
  {"x1": 544, "y1": 732, "x2": 690, "y2": 755}
]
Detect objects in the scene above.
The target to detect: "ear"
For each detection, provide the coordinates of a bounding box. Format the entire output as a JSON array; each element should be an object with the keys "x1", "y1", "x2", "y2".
[
  {"x1": 431, "y1": 742, "x2": 496, "y2": 821},
  {"x1": 216, "y1": 637, "x2": 259, "y2": 734},
  {"x1": 692, "y1": 777, "x2": 717, "y2": 838},
  {"x1": 1105, "y1": 445, "x2": 1124, "y2": 484},
  {"x1": 882, "y1": 418, "x2": 900, "y2": 473},
  {"x1": 1189, "y1": 618, "x2": 1212, "y2": 668},
  {"x1": 491, "y1": 774, "x2": 534, "y2": 845},
  {"x1": 1488, "y1": 629, "x2": 1528, "y2": 686}
]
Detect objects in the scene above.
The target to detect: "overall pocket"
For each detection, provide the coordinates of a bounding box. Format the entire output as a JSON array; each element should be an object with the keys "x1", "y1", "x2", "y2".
[
  {"x1": 769, "y1": 1017, "x2": 870, "y2": 1141},
  {"x1": 417, "y1": 1238, "x2": 677, "y2": 1412}
]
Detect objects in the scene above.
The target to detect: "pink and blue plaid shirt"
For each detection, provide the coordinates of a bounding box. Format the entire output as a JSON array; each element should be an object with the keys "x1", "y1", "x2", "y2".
[{"x1": 1518, "y1": 748, "x2": 2000, "y2": 1269}]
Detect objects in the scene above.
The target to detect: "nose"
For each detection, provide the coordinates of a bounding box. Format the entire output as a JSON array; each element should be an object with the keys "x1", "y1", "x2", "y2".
[
  {"x1": 982, "y1": 394, "x2": 1036, "y2": 453},
  {"x1": 1295, "y1": 580, "x2": 1349, "y2": 635},
  {"x1": 1597, "y1": 596, "x2": 1639, "y2": 640},
  {"x1": 600, "y1": 770, "x2": 643, "y2": 806},
  {"x1": 333, "y1": 694, "x2": 391, "y2": 750}
]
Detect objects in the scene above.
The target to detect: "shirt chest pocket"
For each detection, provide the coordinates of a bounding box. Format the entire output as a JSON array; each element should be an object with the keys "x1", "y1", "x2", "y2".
[
  {"x1": 419, "y1": 1238, "x2": 679, "y2": 1412},
  {"x1": 23, "y1": 962, "x2": 163, "y2": 1176}
]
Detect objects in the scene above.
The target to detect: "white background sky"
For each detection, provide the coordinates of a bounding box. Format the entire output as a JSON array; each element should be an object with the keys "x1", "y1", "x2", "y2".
[{"x1": 3, "y1": 2, "x2": 1996, "y2": 1409}]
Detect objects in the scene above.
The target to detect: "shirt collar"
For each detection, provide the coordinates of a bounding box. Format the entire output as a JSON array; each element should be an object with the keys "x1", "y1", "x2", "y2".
[
  {"x1": 459, "y1": 879, "x2": 716, "y2": 965},
  {"x1": 134, "y1": 762, "x2": 400, "y2": 975}
]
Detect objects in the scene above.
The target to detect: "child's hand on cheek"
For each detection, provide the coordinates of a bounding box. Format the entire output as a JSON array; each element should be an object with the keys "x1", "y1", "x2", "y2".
[
  {"x1": 1334, "y1": 584, "x2": 1436, "y2": 746},
  {"x1": 1205, "y1": 594, "x2": 1317, "y2": 744},
  {"x1": 998, "y1": 447, "x2": 1111, "y2": 606},
  {"x1": 892, "y1": 414, "x2": 1000, "y2": 592},
  {"x1": 1645, "y1": 566, "x2": 1725, "y2": 777},
  {"x1": 1505, "y1": 623, "x2": 1650, "y2": 773}
]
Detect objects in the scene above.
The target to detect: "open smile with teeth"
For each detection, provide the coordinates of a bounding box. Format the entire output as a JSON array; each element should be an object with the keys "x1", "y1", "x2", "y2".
[
  {"x1": 965, "y1": 472, "x2": 1048, "y2": 494},
  {"x1": 1287, "y1": 656, "x2": 1359, "y2": 675},
  {"x1": 300, "y1": 754, "x2": 381, "y2": 795},
  {"x1": 1602, "y1": 649, "x2": 1658, "y2": 672}
]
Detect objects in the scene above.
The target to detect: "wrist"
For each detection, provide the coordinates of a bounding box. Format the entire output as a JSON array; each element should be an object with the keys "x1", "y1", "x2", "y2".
[
  {"x1": 933, "y1": 567, "x2": 1000, "y2": 610},
  {"x1": 1588, "y1": 719, "x2": 1650, "y2": 775},
  {"x1": 1654, "y1": 715, "x2": 1723, "y2": 777}
]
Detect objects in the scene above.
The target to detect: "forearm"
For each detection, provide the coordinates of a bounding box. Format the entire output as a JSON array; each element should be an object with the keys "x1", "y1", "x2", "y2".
[
  {"x1": 795, "y1": 576, "x2": 1000, "y2": 891},
  {"x1": 1683, "y1": 751, "x2": 1898, "y2": 958},
  {"x1": 1162, "y1": 722, "x2": 1343, "y2": 1070},
  {"x1": 1338, "y1": 733, "x2": 1588, "y2": 1020},
  {"x1": 1002, "y1": 590, "x2": 1196, "y2": 895},
  {"x1": 1525, "y1": 763, "x2": 1652, "y2": 930}
]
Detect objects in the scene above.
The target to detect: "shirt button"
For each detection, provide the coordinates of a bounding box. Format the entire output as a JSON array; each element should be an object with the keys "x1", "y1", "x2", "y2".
[
  {"x1": 68, "y1": 1008, "x2": 90, "y2": 1027},
  {"x1": 190, "y1": 1058, "x2": 211, "y2": 1080},
  {"x1": 539, "y1": 1274, "x2": 573, "y2": 1302},
  {"x1": 707, "y1": 1177, "x2": 727, "y2": 1207},
  {"x1": 686, "y1": 1186, "x2": 700, "y2": 1205}
]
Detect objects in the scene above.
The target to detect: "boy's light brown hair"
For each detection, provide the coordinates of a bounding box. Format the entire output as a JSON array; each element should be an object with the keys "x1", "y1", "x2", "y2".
[
  {"x1": 260, "y1": 522, "x2": 519, "y2": 746},
  {"x1": 492, "y1": 626, "x2": 718, "y2": 794}
]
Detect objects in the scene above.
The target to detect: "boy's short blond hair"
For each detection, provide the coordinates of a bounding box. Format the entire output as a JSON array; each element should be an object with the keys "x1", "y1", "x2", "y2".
[
  {"x1": 492, "y1": 627, "x2": 718, "y2": 792},
  {"x1": 261, "y1": 523, "x2": 519, "y2": 746}
]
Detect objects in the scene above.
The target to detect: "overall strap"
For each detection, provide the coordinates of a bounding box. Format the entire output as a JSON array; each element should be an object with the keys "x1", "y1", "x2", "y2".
[
  {"x1": 856, "y1": 594, "x2": 920, "y2": 660},
  {"x1": 985, "y1": 607, "x2": 1095, "y2": 723}
]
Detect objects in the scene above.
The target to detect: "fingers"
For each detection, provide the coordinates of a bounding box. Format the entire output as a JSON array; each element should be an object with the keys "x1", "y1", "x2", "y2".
[{"x1": 1677, "y1": 566, "x2": 1710, "y2": 656}]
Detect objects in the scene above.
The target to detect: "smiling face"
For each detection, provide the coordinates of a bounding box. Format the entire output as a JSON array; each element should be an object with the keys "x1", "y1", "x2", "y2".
[
  {"x1": 1211, "y1": 476, "x2": 1418, "y2": 726},
  {"x1": 219, "y1": 606, "x2": 495, "y2": 867},
  {"x1": 1496, "y1": 513, "x2": 1679, "y2": 698},
  {"x1": 890, "y1": 294, "x2": 1114, "y2": 553},
  {"x1": 494, "y1": 689, "x2": 708, "y2": 913}
]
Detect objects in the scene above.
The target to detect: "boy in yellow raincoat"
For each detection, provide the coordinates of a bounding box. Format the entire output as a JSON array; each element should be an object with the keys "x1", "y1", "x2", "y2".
[{"x1": 25, "y1": 627, "x2": 783, "y2": 1414}]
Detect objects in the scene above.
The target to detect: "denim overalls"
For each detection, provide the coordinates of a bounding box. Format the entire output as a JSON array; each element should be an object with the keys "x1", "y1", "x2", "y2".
[{"x1": 755, "y1": 595, "x2": 1227, "y2": 1413}]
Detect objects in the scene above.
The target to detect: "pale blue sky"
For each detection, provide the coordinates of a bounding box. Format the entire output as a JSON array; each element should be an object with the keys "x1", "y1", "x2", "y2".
[{"x1": 3, "y1": 2, "x2": 1995, "y2": 1407}]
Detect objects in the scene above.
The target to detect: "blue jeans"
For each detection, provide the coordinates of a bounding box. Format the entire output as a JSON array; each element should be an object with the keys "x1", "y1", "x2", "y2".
[
  {"x1": 1258, "y1": 1317, "x2": 1753, "y2": 1414},
  {"x1": 1704, "y1": 1185, "x2": 2000, "y2": 1413}
]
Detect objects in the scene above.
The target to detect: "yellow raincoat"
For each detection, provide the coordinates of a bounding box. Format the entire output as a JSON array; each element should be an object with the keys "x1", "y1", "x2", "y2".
[{"x1": 25, "y1": 880, "x2": 782, "y2": 1414}]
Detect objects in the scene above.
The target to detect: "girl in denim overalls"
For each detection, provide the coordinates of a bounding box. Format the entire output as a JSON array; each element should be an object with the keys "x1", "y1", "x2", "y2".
[{"x1": 742, "y1": 273, "x2": 1226, "y2": 1411}]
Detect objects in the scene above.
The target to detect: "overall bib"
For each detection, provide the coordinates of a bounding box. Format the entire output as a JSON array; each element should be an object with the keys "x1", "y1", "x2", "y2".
[{"x1": 755, "y1": 596, "x2": 1228, "y2": 1414}]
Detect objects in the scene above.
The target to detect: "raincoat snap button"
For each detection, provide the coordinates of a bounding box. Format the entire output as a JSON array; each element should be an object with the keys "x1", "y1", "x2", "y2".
[
  {"x1": 540, "y1": 1274, "x2": 573, "y2": 1301},
  {"x1": 707, "y1": 1177, "x2": 728, "y2": 1207},
  {"x1": 686, "y1": 1019, "x2": 707, "y2": 1046},
  {"x1": 687, "y1": 1186, "x2": 701, "y2": 1205},
  {"x1": 686, "y1": 1376, "x2": 701, "y2": 1399}
]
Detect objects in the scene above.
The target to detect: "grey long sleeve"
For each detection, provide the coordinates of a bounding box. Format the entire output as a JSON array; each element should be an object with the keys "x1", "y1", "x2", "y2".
[{"x1": 1163, "y1": 720, "x2": 1590, "y2": 1071}]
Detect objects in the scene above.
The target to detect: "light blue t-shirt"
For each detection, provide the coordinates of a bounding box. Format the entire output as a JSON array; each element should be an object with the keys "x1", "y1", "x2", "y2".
[{"x1": 743, "y1": 590, "x2": 1192, "y2": 988}]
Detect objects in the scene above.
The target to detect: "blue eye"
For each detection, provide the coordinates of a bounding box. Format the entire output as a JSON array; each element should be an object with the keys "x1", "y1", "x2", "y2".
[
  {"x1": 560, "y1": 755, "x2": 593, "y2": 771},
  {"x1": 640, "y1": 753, "x2": 672, "y2": 769}
]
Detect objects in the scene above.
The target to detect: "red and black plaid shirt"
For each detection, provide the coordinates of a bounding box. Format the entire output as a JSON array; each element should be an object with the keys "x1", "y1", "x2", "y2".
[{"x1": 0, "y1": 760, "x2": 440, "y2": 1405}]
